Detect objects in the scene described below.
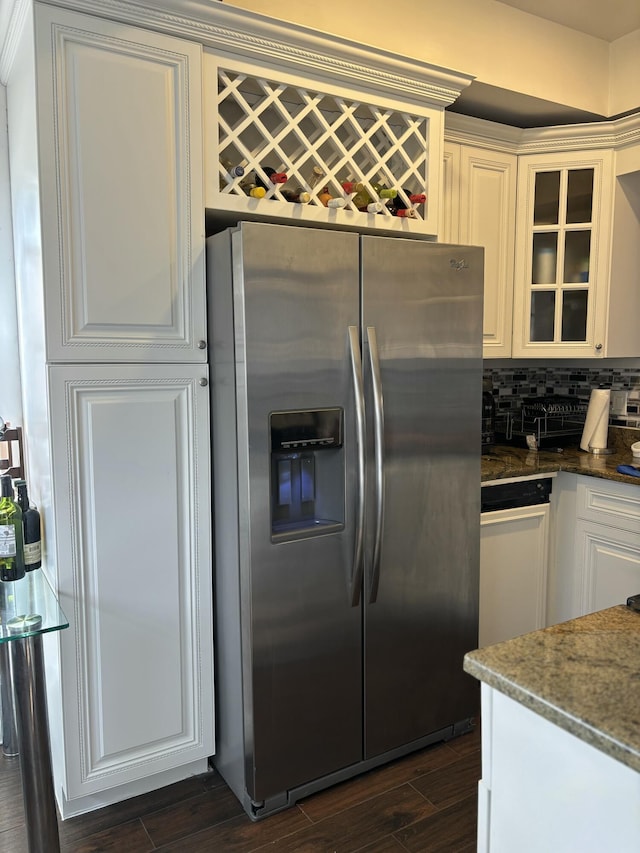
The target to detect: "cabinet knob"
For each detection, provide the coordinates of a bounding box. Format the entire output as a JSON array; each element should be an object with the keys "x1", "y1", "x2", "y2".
[
  {"x1": 198, "y1": 340, "x2": 207, "y2": 350},
  {"x1": 199, "y1": 378, "x2": 208, "y2": 387},
  {"x1": 595, "y1": 343, "x2": 603, "y2": 351}
]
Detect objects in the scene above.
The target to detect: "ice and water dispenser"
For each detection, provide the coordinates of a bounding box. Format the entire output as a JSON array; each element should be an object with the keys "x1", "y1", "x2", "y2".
[{"x1": 270, "y1": 408, "x2": 345, "y2": 542}]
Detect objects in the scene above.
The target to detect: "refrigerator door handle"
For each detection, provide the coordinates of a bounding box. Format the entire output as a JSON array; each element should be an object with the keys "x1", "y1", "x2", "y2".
[
  {"x1": 367, "y1": 325, "x2": 385, "y2": 604},
  {"x1": 348, "y1": 325, "x2": 366, "y2": 607}
]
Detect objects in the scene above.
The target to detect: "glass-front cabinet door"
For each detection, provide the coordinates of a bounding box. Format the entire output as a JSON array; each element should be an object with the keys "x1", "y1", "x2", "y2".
[{"x1": 512, "y1": 151, "x2": 614, "y2": 358}]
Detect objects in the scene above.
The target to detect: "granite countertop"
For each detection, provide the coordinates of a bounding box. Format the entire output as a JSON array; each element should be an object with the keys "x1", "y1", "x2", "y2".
[
  {"x1": 464, "y1": 605, "x2": 640, "y2": 772},
  {"x1": 481, "y1": 426, "x2": 640, "y2": 486}
]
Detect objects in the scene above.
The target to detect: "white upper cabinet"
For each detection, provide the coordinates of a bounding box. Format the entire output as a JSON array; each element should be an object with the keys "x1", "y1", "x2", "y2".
[
  {"x1": 512, "y1": 150, "x2": 614, "y2": 358},
  {"x1": 443, "y1": 135, "x2": 517, "y2": 358},
  {"x1": 444, "y1": 113, "x2": 640, "y2": 360},
  {"x1": 35, "y1": 5, "x2": 206, "y2": 362}
]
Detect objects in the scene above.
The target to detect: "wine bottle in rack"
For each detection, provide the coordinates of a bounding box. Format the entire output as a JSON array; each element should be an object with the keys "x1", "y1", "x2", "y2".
[
  {"x1": 352, "y1": 183, "x2": 373, "y2": 211},
  {"x1": 318, "y1": 187, "x2": 333, "y2": 207},
  {"x1": 282, "y1": 187, "x2": 311, "y2": 204},
  {"x1": 307, "y1": 165, "x2": 324, "y2": 189},
  {"x1": 219, "y1": 158, "x2": 245, "y2": 190},
  {"x1": 15, "y1": 479, "x2": 41, "y2": 572},
  {"x1": 0, "y1": 474, "x2": 25, "y2": 582},
  {"x1": 372, "y1": 181, "x2": 398, "y2": 200}
]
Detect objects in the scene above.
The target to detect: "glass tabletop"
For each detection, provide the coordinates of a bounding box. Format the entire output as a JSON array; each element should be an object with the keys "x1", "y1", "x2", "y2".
[{"x1": 0, "y1": 571, "x2": 69, "y2": 642}]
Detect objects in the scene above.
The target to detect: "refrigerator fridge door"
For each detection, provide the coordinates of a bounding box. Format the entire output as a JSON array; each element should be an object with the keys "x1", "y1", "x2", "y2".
[
  {"x1": 230, "y1": 222, "x2": 363, "y2": 803},
  {"x1": 360, "y1": 236, "x2": 483, "y2": 758}
]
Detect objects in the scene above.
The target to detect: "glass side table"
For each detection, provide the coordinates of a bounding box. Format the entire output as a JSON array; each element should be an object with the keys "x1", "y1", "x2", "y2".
[{"x1": 0, "y1": 571, "x2": 69, "y2": 853}]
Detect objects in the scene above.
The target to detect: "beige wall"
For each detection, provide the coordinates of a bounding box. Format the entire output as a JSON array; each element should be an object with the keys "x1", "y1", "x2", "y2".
[
  {"x1": 224, "y1": 0, "x2": 638, "y2": 118},
  {"x1": 610, "y1": 29, "x2": 640, "y2": 116}
]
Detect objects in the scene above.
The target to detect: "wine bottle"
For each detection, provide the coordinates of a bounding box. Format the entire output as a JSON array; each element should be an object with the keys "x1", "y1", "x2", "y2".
[
  {"x1": 0, "y1": 475, "x2": 25, "y2": 582},
  {"x1": 409, "y1": 193, "x2": 426, "y2": 205},
  {"x1": 218, "y1": 158, "x2": 245, "y2": 190},
  {"x1": 352, "y1": 183, "x2": 373, "y2": 210},
  {"x1": 366, "y1": 202, "x2": 384, "y2": 214},
  {"x1": 15, "y1": 479, "x2": 41, "y2": 572},
  {"x1": 307, "y1": 165, "x2": 325, "y2": 189},
  {"x1": 318, "y1": 187, "x2": 333, "y2": 207},
  {"x1": 282, "y1": 188, "x2": 311, "y2": 204},
  {"x1": 372, "y1": 182, "x2": 398, "y2": 200},
  {"x1": 396, "y1": 207, "x2": 418, "y2": 218}
]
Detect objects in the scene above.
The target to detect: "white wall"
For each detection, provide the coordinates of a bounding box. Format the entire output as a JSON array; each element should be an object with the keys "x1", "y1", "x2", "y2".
[
  {"x1": 0, "y1": 82, "x2": 22, "y2": 427},
  {"x1": 224, "y1": 0, "x2": 638, "y2": 118}
]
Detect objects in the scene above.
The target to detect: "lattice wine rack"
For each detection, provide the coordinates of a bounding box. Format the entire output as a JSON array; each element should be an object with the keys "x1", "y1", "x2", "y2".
[{"x1": 205, "y1": 57, "x2": 441, "y2": 235}]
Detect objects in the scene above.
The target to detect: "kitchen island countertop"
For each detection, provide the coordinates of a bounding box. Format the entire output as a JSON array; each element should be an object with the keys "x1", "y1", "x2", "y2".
[
  {"x1": 481, "y1": 426, "x2": 640, "y2": 485},
  {"x1": 464, "y1": 604, "x2": 640, "y2": 773}
]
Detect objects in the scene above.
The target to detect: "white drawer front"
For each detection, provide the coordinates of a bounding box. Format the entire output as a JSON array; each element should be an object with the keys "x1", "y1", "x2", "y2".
[{"x1": 576, "y1": 477, "x2": 640, "y2": 532}]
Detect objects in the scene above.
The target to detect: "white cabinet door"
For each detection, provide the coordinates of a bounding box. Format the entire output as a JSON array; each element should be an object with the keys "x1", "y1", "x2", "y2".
[
  {"x1": 48, "y1": 364, "x2": 213, "y2": 801},
  {"x1": 576, "y1": 521, "x2": 640, "y2": 614},
  {"x1": 480, "y1": 504, "x2": 550, "y2": 647},
  {"x1": 35, "y1": 6, "x2": 206, "y2": 363},
  {"x1": 442, "y1": 142, "x2": 516, "y2": 358},
  {"x1": 512, "y1": 150, "x2": 614, "y2": 358}
]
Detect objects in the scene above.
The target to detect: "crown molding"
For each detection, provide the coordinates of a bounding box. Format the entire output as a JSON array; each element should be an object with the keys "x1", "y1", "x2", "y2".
[
  {"x1": 0, "y1": 0, "x2": 29, "y2": 84},
  {"x1": 35, "y1": 0, "x2": 474, "y2": 107},
  {"x1": 445, "y1": 109, "x2": 640, "y2": 154}
]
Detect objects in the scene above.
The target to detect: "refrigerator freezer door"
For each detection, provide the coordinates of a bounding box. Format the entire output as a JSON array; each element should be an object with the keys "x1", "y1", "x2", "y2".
[
  {"x1": 361, "y1": 236, "x2": 483, "y2": 758},
  {"x1": 233, "y1": 222, "x2": 363, "y2": 803}
]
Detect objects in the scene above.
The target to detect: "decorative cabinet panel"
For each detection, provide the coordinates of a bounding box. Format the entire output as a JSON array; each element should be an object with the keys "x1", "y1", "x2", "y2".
[
  {"x1": 512, "y1": 151, "x2": 614, "y2": 358},
  {"x1": 576, "y1": 522, "x2": 640, "y2": 614},
  {"x1": 479, "y1": 503, "x2": 550, "y2": 647},
  {"x1": 203, "y1": 53, "x2": 446, "y2": 237},
  {"x1": 35, "y1": 5, "x2": 206, "y2": 362},
  {"x1": 442, "y1": 141, "x2": 517, "y2": 357},
  {"x1": 550, "y1": 475, "x2": 640, "y2": 623},
  {"x1": 48, "y1": 364, "x2": 213, "y2": 801}
]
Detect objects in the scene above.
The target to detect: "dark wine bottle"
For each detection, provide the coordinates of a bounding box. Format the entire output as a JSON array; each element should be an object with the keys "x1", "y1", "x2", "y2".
[
  {"x1": 15, "y1": 479, "x2": 41, "y2": 571},
  {"x1": 0, "y1": 474, "x2": 25, "y2": 581}
]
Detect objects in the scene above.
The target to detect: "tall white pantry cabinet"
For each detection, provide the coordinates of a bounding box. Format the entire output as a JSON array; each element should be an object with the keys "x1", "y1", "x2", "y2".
[{"x1": 7, "y1": 4, "x2": 213, "y2": 816}]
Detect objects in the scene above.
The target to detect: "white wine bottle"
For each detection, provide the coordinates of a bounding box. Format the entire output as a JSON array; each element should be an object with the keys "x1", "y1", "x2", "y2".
[
  {"x1": 15, "y1": 479, "x2": 41, "y2": 572},
  {"x1": 0, "y1": 474, "x2": 25, "y2": 581}
]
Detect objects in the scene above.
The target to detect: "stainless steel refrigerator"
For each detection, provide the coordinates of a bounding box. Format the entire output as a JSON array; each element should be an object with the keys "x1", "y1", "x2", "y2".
[{"x1": 207, "y1": 221, "x2": 483, "y2": 819}]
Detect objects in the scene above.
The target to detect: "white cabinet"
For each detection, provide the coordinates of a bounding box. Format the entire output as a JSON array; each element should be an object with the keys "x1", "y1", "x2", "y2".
[
  {"x1": 479, "y1": 501, "x2": 550, "y2": 646},
  {"x1": 442, "y1": 139, "x2": 517, "y2": 357},
  {"x1": 48, "y1": 365, "x2": 213, "y2": 805},
  {"x1": 478, "y1": 684, "x2": 640, "y2": 853},
  {"x1": 7, "y1": 3, "x2": 213, "y2": 817},
  {"x1": 550, "y1": 475, "x2": 640, "y2": 623},
  {"x1": 35, "y1": 4, "x2": 206, "y2": 363},
  {"x1": 574, "y1": 478, "x2": 640, "y2": 614},
  {"x1": 512, "y1": 150, "x2": 615, "y2": 358}
]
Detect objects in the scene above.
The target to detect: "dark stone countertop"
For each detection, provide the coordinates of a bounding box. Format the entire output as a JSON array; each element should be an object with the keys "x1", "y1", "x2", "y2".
[
  {"x1": 464, "y1": 605, "x2": 640, "y2": 772},
  {"x1": 481, "y1": 426, "x2": 640, "y2": 486}
]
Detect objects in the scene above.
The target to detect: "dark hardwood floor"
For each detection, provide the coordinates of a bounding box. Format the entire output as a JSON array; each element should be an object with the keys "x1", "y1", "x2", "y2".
[{"x1": 0, "y1": 726, "x2": 480, "y2": 852}]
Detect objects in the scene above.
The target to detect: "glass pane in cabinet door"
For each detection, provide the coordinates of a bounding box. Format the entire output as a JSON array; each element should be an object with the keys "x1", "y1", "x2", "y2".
[
  {"x1": 530, "y1": 291, "x2": 556, "y2": 341},
  {"x1": 533, "y1": 171, "x2": 560, "y2": 225},
  {"x1": 566, "y1": 169, "x2": 594, "y2": 223},
  {"x1": 532, "y1": 232, "x2": 558, "y2": 284},
  {"x1": 563, "y1": 231, "x2": 591, "y2": 283},
  {"x1": 561, "y1": 290, "x2": 588, "y2": 341}
]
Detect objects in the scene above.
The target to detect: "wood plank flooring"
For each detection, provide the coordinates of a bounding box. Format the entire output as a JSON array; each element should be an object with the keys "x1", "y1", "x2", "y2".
[{"x1": 0, "y1": 725, "x2": 480, "y2": 852}]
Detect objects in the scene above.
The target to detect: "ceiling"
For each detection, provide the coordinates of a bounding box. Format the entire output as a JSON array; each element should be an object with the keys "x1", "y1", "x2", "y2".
[
  {"x1": 495, "y1": 0, "x2": 640, "y2": 42},
  {"x1": 449, "y1": 0, "x2": 640, "y2": 127}
]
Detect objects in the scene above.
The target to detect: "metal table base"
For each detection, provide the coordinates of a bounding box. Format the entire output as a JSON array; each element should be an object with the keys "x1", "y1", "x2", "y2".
[{"x1": 9, "y1": 625, "x2": 60, "y2": 852}]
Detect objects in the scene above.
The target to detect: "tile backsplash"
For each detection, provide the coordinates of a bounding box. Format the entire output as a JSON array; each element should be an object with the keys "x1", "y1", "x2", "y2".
[{"x1": 484, "y1": 365, "x2": 640, "y2": 428}]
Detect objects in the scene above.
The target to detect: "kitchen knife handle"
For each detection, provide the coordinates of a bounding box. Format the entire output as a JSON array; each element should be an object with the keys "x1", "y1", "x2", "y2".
[
  {"x1": 348, "y1": 326, "x2": 366, "y2": 607},
  {"x1": 367, "y1": 326, "x2": 385, "y2": 604}
]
